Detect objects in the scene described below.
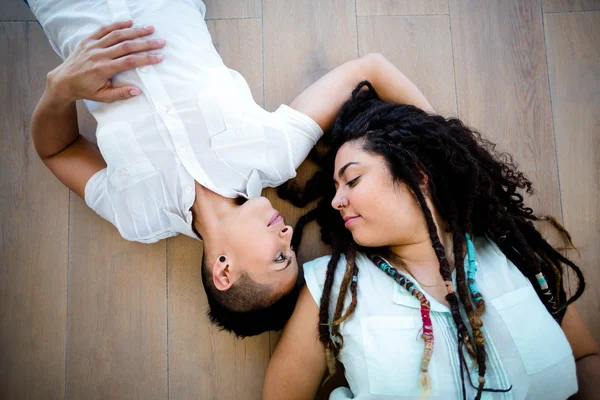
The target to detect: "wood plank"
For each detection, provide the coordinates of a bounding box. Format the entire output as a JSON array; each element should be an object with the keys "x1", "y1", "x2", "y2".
[
  {"x1": 543, "y1": 0, "x2": 600, "y2": 12},
  {"x1": 544, "y1": 11, "x2": 600, "y2": 341},
  {"x1": 0, "y1": 0, "x2": 37, "y2": 21},
  {"x1": 356, "y1": 0, "x2": 449, "y2": 16},
  {"x1": 168, "y1": 18, "x2": 270, "y2": 400},
  {"x1": 167, "y1": 237, "x2": 270, "y2": 400},
  {"x1": 263, "y1": 0, "x2": 358, "y2": 111},
  {"x1": 204, "y1": 0, "x2": 261, "y2": 19},
  {"x1": 449, "y1": 0, "x2": 562, "y2": 218},
  {"x1": 263, "y1": 0, "x2": 357, "y2": 396},
  {"x1": 207, "y1": 19, "x2": 264, "y2": 106},
  {"x1": 0, "y1": 22, "x2": 67, "y2": 400},
  {"x1": 358, "y1": 15, "x2": 457, "y2": 116},
  {"x1": 67, "y1": 197, "x2": 168, "y2": 399},
  {"x1": 262, "y1": 0, "x2": 356, "y2": 264}
]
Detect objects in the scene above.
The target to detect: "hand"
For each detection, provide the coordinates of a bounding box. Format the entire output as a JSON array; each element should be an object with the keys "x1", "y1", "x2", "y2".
[{"x1": 46, "y1": 20, "x2": 165, "y2": 103}]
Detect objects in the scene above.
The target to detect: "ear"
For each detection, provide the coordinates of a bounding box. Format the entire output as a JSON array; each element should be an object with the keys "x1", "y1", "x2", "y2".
[{"x1": 212, "y1": 257, "x2": 234, "y2": 291}]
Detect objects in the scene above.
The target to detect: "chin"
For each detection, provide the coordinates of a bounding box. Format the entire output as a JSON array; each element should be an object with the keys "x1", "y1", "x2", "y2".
[{"x1": 351, "y1": 231, "x2": 384, "y2": 248}]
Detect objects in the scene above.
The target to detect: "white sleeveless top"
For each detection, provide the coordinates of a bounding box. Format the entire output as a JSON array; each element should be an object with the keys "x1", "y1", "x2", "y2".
[{"x1": 303, "y1": 237, "x2": 577, "y2": 399}]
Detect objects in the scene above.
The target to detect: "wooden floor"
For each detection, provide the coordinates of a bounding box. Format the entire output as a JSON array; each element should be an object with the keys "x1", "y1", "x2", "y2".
[{"x1": 1, "y1": 0, "x2": 599, "y2": 399}]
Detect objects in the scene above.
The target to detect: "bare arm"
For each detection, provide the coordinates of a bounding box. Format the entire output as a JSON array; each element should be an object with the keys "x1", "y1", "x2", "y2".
[
  {"x1": 289, "y1": 53, "x2": 433, "y2": 132},
  {"x1": 32, "y1": 20, "x2": 165, "y2": 198},
  {"x1": 32, "y1": 89, "x2": 107, "y2": 198},
  {"x1": 262, "y1": 286, "x2": 327, "y2": 400},
  {"x1": 561, "y1": 306, "x2": 600, "y2": 400}
]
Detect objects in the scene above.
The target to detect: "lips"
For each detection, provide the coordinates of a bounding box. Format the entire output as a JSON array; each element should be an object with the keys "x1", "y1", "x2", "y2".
[
  {"x1": 344, "y1": 215, "x2": 360, "y2": 227},
  {"x1": 268, "y1": 211, "x2": 282, "y2": 227}
]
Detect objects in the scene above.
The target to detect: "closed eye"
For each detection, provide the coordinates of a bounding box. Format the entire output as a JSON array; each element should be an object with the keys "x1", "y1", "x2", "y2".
[{"x1": 348, "y1": 176, "x2": 360, "y2": 187}]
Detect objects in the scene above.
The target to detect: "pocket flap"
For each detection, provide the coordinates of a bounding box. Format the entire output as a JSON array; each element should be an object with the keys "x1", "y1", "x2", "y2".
[{"x1": 109, "y1": 161, "x2": 158, "y2": 191}]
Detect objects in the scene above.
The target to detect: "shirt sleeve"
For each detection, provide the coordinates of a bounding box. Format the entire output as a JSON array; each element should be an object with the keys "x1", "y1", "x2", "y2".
[
  {"x1": 84, "y1": 168, "x2": 174, "y2": 243},
  {"x1": 303, "y1": 255, "x2": 335, "y2": 306},
  {"x1": 273, "y1": 104, "x2": 324, "y2": 171}
]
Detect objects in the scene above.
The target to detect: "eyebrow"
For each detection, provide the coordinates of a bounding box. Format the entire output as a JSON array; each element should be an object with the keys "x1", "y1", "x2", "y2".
[{"x1": 337, "y1": 162, "x2": 360, "y2": 179}]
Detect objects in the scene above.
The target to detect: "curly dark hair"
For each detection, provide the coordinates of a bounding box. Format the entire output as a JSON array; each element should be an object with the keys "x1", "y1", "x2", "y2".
[{"x1": 277, "y1": 81, "x2": 585, "y2": 399}]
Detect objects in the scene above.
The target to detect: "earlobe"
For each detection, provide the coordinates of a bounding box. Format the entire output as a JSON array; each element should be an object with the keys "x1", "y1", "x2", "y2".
[{"x1": 212, "y1": 257, "x2": 234, "y2": 291}]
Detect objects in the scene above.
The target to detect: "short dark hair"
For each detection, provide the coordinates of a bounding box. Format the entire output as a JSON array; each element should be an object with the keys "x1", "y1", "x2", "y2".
[{"x1": 200, "y1": 253, "x2": 301, "y2": 337}]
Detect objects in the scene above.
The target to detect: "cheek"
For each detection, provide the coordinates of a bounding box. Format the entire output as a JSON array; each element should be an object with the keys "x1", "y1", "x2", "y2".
[{"x1": 350, "y1": 185, "x2": 424, "y2": 246}]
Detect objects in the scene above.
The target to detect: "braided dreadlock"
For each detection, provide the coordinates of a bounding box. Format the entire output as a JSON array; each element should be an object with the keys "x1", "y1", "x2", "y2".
[{"x1": 277, "y1": 81, "x2": 585, "y2": 398}]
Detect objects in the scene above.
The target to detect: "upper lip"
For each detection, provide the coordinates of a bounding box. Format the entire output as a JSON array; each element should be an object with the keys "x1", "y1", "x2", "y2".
[
  {"x1": 343, "y1": 215, "x2": 359, "y2": 222},
  {"x1": 268, "y1": 211, "x2": 280, "y2": 227}
]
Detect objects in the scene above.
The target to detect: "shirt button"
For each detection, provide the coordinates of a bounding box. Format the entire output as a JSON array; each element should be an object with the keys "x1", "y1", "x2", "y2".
[
  {"x1": 235, "y1": 128, "x2": 243, "y2": 136},
  {"x1": 138, "y1": 66, "x2": 148, "y2": 73},
  {"x1": 157, "y1": 104, "x2": 169, "y2": 115},
  {"x1": 178, "y1": 147, "x2": 187, "y2": 156},
  {"x1": 185, "y1": 185, "x2": 193, "y2": 193}
]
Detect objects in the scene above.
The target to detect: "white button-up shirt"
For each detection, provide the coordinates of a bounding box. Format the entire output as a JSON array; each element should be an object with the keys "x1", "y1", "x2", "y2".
[
  {"x1": 29, "y1": 0, "x2": 323, "y2": 243},
  {"x1": 304, "y1": 237, "x2": 577, "y2": 399}
]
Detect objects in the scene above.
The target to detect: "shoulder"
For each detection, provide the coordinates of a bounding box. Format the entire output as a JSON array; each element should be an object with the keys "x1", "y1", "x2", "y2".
[
  {"x1": 272, "y1": 104, "x2": 323, "y2": 143},
  {"x1": 303, "y1": 252, "x2": 372, "y2": 305},
  {"x1": 85, "y1": 167, "x2": 180, "y2": 243}
]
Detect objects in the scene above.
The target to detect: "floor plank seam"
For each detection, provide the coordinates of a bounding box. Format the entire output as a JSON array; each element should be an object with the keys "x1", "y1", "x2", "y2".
[
  {"x1": 354, "y1": 0, "x2": 360, "y2": 57},
  {"x1": 540, "y1": 7, "x2": 566, "y2": 225},
  {"x1": 205, "y1": 17, "x2": 261, "y2": 21},
  {"x1": 447, "y1": 0, "x2": 460, "y2": 117},
  {"x1": 539, "y1": 2, "x2": 570, "y2": 293},
  {"x1": 165, "y1": 240, "x2": 170, "y2": 400},
  {"x1": 543, "y1": 9, "x2": 600, "y2": 14},
  {"x1": 64, "y1": 191, "x2": 71, "y2": 400},
  {"x1": 261, "y1": 0, "x2": 266, "y2": 110},
  {"x1": 357, "y1": 13, "x2": 449, "y2": 18}
]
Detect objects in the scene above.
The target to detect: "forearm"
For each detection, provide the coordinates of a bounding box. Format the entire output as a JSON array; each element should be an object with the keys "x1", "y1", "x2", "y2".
[
  {"x1": 32, "y1": 75, "x2": 80, "y2": 159},
  {"x1": 570, "y1": 354, "x2": 600, "y2": 399},
  {"x1": 366, "y1": 53, "x2": 434, "y2": 112}
]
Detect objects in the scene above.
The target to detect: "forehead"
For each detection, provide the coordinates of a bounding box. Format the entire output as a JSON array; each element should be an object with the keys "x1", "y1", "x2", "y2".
[{"x1": 335, "y1": 140, "x2": 367, "y2": 165}]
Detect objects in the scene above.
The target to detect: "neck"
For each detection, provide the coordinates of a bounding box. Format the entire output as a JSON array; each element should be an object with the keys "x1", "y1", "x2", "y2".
[
  {"x1": 190, "y1": 182, "x2": 237, "y2": 240},
  {"x1": 388, "y1": 209, "x2": 456, "y2": 274}
]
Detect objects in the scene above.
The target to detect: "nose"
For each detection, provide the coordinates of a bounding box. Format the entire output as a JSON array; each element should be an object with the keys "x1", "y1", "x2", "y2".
[
  {"x1": 279, "y1": 225, "x2": 293, "y2": 239},
  {"x1": 331, "y1": 188, "x2": 344, "y2": 210}
]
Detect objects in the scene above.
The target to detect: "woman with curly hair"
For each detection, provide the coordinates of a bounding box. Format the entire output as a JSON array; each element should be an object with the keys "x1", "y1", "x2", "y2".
[{"x1": 262, "y1": 82, "x2": 599, "y2": 399}]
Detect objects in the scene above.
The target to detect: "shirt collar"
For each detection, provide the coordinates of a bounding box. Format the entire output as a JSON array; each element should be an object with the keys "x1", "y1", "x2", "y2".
[
  {"x1": 389, "y1": 262, "x2": 461, "y2": 314},
  {"x1": 162, "y1": 209, "x2": 201, "y2": 241},
  {"x1": 245, "y1": 169, "x2": 263, "y2": 198}
]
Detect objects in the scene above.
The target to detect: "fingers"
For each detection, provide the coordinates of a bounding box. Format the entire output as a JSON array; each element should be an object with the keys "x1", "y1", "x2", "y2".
[
  {"x1": 96, "y1": 85, "x2": 142, "y2": 103},
  {"x1": 89, "y1": 19, "x2": 133, "y2": 41},
  {"x1": 103, "y1": 38, "x2": 166, "y2": 60},
  {"x1": 105, "y1": 53, "x2": 164, "y2": 76},
  {"x1": 95, "y1": 24, "x2": 156, "y2": 49}
]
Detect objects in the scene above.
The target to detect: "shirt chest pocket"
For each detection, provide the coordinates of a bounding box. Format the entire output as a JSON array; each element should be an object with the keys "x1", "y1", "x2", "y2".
[
  {"x1": 198, "y1": 92, "x2": 265, "y2": 151},
  {"x1": 96, "y1": 122, "x2": 159, "y2": 191},
  {"x1": 360, "y1": 316, "x2": 440, "y2": 396},
  {"x1": 491, "y1": 285, "x2": 573, "y2": 375}
]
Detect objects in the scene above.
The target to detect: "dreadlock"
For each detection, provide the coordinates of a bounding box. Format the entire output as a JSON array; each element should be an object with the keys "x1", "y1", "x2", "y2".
[{"x1": 277, "y1": 81, "x2": 585, "y2": 399}]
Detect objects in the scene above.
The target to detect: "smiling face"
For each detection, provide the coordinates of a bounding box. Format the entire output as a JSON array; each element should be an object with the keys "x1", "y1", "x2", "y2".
[
  {"x1": 216, "y1": 196, "x2": 299, "y2": 296},
  {"x1": 331, "y1": 140, "x2": 430, "y2": 248}
]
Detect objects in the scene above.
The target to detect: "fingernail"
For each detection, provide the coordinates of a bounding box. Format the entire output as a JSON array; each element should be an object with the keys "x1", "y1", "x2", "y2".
[
  {"x1": 130, "y1": 89, "x2": 141, "y2": 96},
  {"x1": 156, "y1": 54, "x2": 164, "y2": 61},
  {"x1": 144, "y1": 25, "x2": 154, "y2": 31},
  {"x1": 152, "y1": 39, "x2": 166, "y2": 46}
]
